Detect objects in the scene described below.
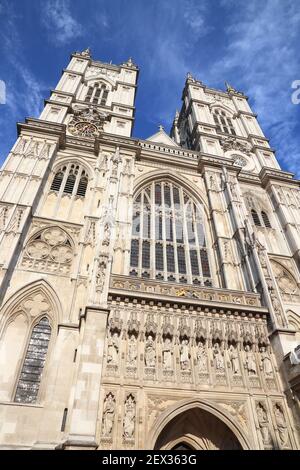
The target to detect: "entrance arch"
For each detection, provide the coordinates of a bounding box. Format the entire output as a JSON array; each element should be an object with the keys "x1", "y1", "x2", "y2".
[{"x1": 148, "y1": 399, "x2": 250, "y2": 450}]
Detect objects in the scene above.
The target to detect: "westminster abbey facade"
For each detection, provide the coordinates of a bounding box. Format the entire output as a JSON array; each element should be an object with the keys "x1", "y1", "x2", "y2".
[{"x1": 0, "y1": 49, "x2": 300, "y2": 450}]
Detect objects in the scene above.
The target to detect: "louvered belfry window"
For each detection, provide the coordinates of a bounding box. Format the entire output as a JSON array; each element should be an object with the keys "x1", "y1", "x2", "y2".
[
  {"x1": 261, "y1": 211, "x2": 272, "y2": 228},
  {"x1": 14, "y1": 317, "x2": 51, "y2": 404},
  {"x1": 85, "y1": 83, "x2": 109, "y2": 106},
  {"x1": 213, "y1": 109, "x2": 236, "y2": 135},
  {"x1": 50, "y1": 164, "x2": 88, "y2": 198},
  {"x1": 129, "y1": 181, "x2": 212, "y2": 285}
]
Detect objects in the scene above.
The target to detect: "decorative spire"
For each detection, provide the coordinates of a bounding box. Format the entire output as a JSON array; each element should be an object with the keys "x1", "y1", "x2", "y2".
[
  {"x1": 78, "y1": 47, "x2": 91, "y2": 58},
  {"x1": 225, "y1": 81, "x2": 244, "y2": 95}
]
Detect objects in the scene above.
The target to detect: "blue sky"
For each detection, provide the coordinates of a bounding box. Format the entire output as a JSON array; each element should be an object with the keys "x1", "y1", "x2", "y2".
[{"x1": 0, "y1": 0, "x2": 300, "y2": 175}]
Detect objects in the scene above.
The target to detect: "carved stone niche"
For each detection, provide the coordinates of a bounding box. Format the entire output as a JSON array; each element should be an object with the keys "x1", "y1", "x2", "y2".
[
  {"x1": 270, "y1": 259, "x2": 300, "y2": 301},
  {"x1": 144, "y1": 313, "x2": 157, "y2": 379},
  {"x1": 125, "y1": 311, "x2": 140, "y2": 376}
]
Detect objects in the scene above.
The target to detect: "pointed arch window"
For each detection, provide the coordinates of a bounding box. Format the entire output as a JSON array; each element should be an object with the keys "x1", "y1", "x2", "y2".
[
  {"x1": 251, "y1": 209, "x2": 261, "y2": 226},
  {"x1": 14, "y1": 317, "x2": 51, "y2": 404},
  {"x1": 50, "y1": 164, "x2": 89, "y2": 198},
  {"x1": 85, "y1": 82, "x2": 109, "y2": 106},
  {"x1": 261, "y1": 211, "x2": 271, "y2": 228},
  {"x1": 129, "y1": 181, "x2": 212, "y2": 285},
  {"x1": 213, "y1": 109, "x2": 236, "y2": 135}
]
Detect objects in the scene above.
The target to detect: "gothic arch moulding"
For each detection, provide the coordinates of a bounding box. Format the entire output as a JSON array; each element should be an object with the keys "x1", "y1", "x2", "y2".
[
  {"x1": 52, "y1": 155, "x2": 94, "y2": 179},
  {"x1": 0, "y1": 278, "x2": 62, "y2": 333},
  {"x1": 133, "y1": 168, "x2": 210, "y2": 214},
  {"x1": 147, "y1": 398, "x2": 251, "y2": 450}
]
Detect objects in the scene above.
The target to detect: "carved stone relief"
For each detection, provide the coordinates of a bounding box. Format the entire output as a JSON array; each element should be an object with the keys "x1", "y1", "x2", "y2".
[{"x1": 21, "y1": 226, "x2": 74, "y2": 274}]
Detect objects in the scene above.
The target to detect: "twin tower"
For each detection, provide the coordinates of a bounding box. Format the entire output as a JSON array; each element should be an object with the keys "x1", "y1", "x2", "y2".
[{"x1": 0, "y1": 48, "x2": 299, "y2": 449}]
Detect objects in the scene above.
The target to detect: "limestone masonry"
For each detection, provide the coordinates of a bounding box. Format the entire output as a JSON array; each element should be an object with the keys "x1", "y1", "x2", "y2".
[{"x1": 0, "y1": 48, "x2": 300, "y2": 450}]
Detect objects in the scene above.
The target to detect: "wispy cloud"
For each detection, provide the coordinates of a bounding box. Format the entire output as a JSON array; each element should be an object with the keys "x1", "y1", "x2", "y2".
[
  {"x1": 183, "y1": 0, "x2": 212, "y2": 36},
  {"x1": 43, "y1": 0, "x2": 83, "y2": 45},
  {"x1": 207, "y1": 0, "x2": 300, "y2": 175}
]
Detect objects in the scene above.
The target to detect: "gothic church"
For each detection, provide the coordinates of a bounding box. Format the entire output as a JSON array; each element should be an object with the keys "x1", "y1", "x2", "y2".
[{"x1": 0, "y1": 49, "x2": 300, "y2": 450}]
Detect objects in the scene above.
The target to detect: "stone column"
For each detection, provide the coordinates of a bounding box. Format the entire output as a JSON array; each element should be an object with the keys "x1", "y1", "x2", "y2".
[{"x1": 61, "y1": 307, "x2": 108, "y2": 450}]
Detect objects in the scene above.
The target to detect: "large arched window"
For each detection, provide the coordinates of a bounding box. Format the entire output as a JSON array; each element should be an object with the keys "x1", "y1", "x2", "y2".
[
  {"x1": 14, "y1": 317, "x2": 51, "y2": 404},
  {"x1": 50, "y1": 163, "x2": 89, "y2": 198},
  {"x1": 212, "y1": 109, "x2": 236, "y2": 135},
  {"x1": 85, "y1": 82, "x2": 109, "y2": 106},
  {"x1": 129, "y1": 181, "x2": 212, "y2": 285}
]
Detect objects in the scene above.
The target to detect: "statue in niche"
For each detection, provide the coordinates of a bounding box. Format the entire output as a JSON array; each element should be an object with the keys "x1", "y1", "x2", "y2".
[
  {"x1": 180, "y1": 339, "x2": 190, "y2": 370},
  {"x1": 274, "y1": 404, "x2": 288, "y2": 447},
  {"x1": 144, "y1": 334, "x2": 156, "y2": 367},
  {"x1": 102, "y1": 222, "x2": 111, "y2": 246},
  {"x1": 244, "y1": 344, "x2": 257, "y2": 375},
  {"x1": 123, "y1": 395, "x2": 135, "y2": 439},
  {"x1": 196, "y1": 340, "x2": 207, "y2": 371},
  {"x1": 107, "y1": 332, "x2": 119, "y2": 364},
  {"x1": 162, "y1": 337, "x2": 173, "y2": 369},
  {"x1": 260, "y1": 346, "x2": 273, "y2": 376},
  {"x1": 213, "y1": 343, "x2": 224, "y2": 371},
  {"x1": 127, "y1": 334, "x2": 137, "y2": 366},
  {"x1": 257, "y1": 402, "x2": 271, "y2": 446},
  {"x1": 102, "y1": 393, "x2": 115, "y2": 437},
  {"x1": 229, "y1": 344, "x2": 240, "y2": 374}
]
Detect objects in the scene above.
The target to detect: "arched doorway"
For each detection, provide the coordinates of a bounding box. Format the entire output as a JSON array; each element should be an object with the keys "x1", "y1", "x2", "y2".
[
  {"x1": 149, "y1": 399, "x2": 250, "y2": 450},
  {"x1": 154, "y1": 408, "x2": 242, "y2": 450}
]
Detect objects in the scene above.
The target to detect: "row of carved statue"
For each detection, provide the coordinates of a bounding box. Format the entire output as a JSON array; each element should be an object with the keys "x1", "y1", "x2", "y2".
[
  {"x1": 101, "y1": 393, "x2": 136, "y2": 441},
  {"x1": 105, "y1": 329, "x2": 274, "y2": 379}
]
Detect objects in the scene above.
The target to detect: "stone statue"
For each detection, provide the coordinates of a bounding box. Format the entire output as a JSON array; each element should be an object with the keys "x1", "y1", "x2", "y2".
[
  {"x1": 144, "y1": 334, "x2": 156, "y2": 367},
  {"x1": 213, "y1": 343, "x2": 224, "y2": 371},
  {"x1": 196, "y1": 341, "x2": 207, "y2": 371},
  {"x1": 102, "y1": 223, "x2": 111, "y2": 246},
  {"x1": 260, "y1": 346, "x2": 273, "y2": 376},
  {"x1": 229, "y1": 344, "x2": 240, "y2": 374},
  {"x1": 123, "y1": 395, "x2": 135, "y2": 439},
  {"x1": 107, "y1": 332, "x2": 119, "y2": 364},
  {"x1": 244, "y1": 345, "x2": 257, "y2": 375},
  {"x1": 162, "y1": 337, "x2": 173, "y2": 369},
  {"x1": 102, "y1": 393, "x2": 115, "y2": 437},
  {"x1": 127, "y1": 334, "x2": 137, "y2": 366},
  {"x1": 274, "y1": 404, "x2": 288, "y2": 447},
  {"x1": 257, "y1": 402, "x2": 271, "y2": 446},
  {"x1": 180, "y1": 339, "x2": 190, "y2": 370}
]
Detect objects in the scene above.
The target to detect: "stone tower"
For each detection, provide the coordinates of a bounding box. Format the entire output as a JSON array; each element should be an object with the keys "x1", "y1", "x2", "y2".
[{"x1": 0, "y1": 51, "x2": 299, "y2": 450}]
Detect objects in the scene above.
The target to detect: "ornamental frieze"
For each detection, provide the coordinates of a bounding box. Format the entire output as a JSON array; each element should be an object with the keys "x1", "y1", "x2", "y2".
[{"x1": 109, "y1": 275, "x2": 261, "y2": 309}]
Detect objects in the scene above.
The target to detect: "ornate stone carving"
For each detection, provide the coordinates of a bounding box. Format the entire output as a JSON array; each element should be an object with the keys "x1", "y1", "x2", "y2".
[
  {"x1": 123, "y1": 394, "x2": 136, "y2": 440},
  {"x1": 107, "y1": 332, "x2": 119, "y2": 365},
  {"x1": 179, "y1": 339, "x2": 190, "y2": 370},
  {"x1": 6, "y1": 208, "x2": 24, "y2": 234},
  {"x1": 162, "y1": 337, "x2": 173, "y2": 370},
  {"x1": 244, "y1": 345, "x2": 257, "y2": 375},
  {"x1": 274, "y1": 403, "x2": 288, "y2": 447},
  {"x1": 260, "y1": 346, "x2": 273, "y2": 376},
  {"x1": 228, "y1": 344, "x2": 240, "y2": 375},
  {"x1": 213, "y1": 342, "x2": 224, "y2": 371},
  {"x1": 22, "y1": 226, "x2": 74, "y2": 274},
  {"x1": 22, "y1": 293, "x2": 50, "y2": 317},
  {"x1": 144, "y1": 334, "x2": 156, "y2": 367},
  {"x1": 220, "y1": 136, "x2": 252, "y2": 155},
  {"x1": 256, "y1": 402, "x2": 272, "y2": 448},
  {"x1": 75, "y1": 47, "x2": 91, "y2": 58},
  {"x1": 196, "y1": 340, "x2": 207, "y2": 372},
  {"x1": 126, "y1": 334, "x2": 137, "y2": 367},
  {"x1": 68, "y1": 106, "x2": 110, "y2": 137},
  {"x1": 102, "y1": 392, "x2": 115, "y2": 437}
]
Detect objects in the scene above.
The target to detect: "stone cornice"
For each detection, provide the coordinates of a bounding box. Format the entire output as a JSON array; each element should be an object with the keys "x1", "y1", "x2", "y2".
[
  {"x1": 260, "y1": 167, "x2": 300, "y2": 188},
  {"x1": 17, "y1": 118, "x2": 66, "y2": 146},
  {"x1": 109, "y1": 275, "x2": 266, "y2": 316}
]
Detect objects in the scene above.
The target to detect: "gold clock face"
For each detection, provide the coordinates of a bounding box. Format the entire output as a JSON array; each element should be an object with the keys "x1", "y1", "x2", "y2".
[{"x1": 74, "y1": 121, "x2": 98, "y2": 137}]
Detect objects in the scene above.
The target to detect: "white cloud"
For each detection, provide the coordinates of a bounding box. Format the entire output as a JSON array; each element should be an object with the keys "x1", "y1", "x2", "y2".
[
  {"x1": 183, "y1": 0, "x2": 212, "y2": 36},
  {"x1": 207, "y1": 0, "x2": 300, "y2": 176},
  {"x1": 43, "y1": 0, "x2": 83, "y2": 45}
]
